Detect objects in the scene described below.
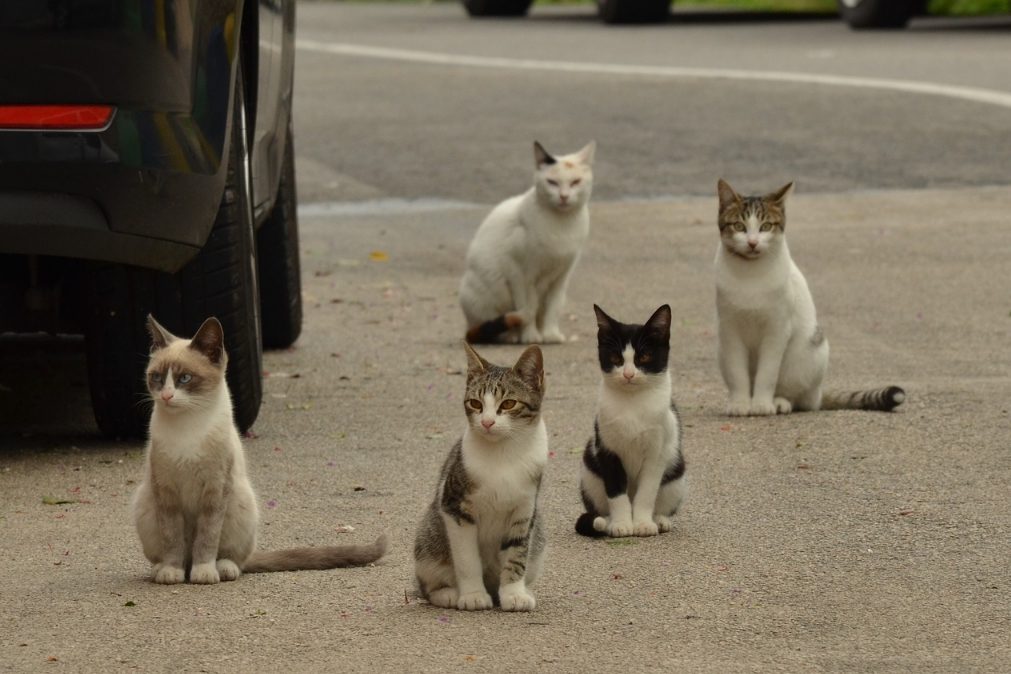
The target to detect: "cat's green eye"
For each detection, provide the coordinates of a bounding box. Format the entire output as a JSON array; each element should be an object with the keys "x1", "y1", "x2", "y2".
[
  {"x1": 178, "y1": 373, "x2": 192, "y2": 385},
  {"x1": 760, "y1": 223, "x2": 773, "y2": 232},
  {"x1": 733, "y1": 223, "x2": 746, "y2": 232},
  {"x1": 499, "y1": 400, "x2": 517, "y2": 411},
  {"x1": 466, "y1": 398, "x2": 483, "y2": 412}
]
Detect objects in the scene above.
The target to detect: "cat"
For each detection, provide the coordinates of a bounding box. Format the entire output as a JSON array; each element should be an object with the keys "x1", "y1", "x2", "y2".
[
  {"x1": 132, "y1": 315, "x2": 387, "y2": 584},
  {"x1": 414, "y1": 343, "x2": 547, "y2": 611},
  {"x1": 714, "y1": 179, "x2": 906, "y2": 416},
  {"x1": 576, "y1": 304, "x2": 687, "y2": 538},
  {"x1": 459, "y1": 140, "x2": 595, "y2": 344}
]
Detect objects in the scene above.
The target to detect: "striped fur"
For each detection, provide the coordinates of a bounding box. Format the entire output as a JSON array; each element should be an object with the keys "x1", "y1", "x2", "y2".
[{"x1": 822, "y1": 386, "x2": 906, "y2": 412}]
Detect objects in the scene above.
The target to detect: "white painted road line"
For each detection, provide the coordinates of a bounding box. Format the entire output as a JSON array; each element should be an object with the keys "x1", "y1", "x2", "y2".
[{"x1": 297, "y1": 39, "x2": 1011, "y2": 111}]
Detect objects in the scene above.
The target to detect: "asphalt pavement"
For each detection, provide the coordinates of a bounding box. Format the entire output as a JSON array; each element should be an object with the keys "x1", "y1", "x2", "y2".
[{"x1": 1, "y1": 3, "x2": 1009, "y2": 672}]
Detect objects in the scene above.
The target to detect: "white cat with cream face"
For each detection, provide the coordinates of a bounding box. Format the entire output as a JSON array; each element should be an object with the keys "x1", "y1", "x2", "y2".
[{"x1": 459, "y1": 140, "x2": 595, "y2": 344}]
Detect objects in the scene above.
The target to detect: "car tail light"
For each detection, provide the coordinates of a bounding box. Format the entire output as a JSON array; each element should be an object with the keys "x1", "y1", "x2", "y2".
[{"x1": 0, "y1": 105, "x2": 115, "y2": 130}]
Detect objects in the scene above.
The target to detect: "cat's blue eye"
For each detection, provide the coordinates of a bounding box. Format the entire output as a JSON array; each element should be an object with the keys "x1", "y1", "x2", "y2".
[
  {"x1": 760, "y1": 223, "x2": 773, "y2": 232},
  {"x1": 178, "y1": 373, "x2": 192, "y2": 384}
]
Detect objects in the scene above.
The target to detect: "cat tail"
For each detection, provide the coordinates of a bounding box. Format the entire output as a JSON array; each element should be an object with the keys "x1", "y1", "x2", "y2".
[
  {"x1": 575, "y1": 513, "x2": 607, "y2": 538},
  {"x1": 821, "y1": 386, "x2": 906, "y2": 412},
  {"x1": 465, "y1": 313, "x2": 523, "y2": 344},
  {"x1": 243, "y1": 534, "x2": 388, "y2": 573}
]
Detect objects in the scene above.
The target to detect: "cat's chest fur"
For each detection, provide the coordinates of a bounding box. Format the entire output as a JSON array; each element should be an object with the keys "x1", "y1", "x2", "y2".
[
  {"x1": 597, "y1": 382, "x2": 677, "y2": 471},
  {"x1": 517, "y1": 192, "x2": 589, "y2": 261},
  {"x1": 461, "y1": 422, "x2": 547, "y2": 513}
]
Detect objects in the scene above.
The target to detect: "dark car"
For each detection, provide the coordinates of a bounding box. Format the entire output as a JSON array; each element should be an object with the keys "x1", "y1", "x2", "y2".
[{"x1": 0, "y1": 0, "x2": 301, "y2": 438}]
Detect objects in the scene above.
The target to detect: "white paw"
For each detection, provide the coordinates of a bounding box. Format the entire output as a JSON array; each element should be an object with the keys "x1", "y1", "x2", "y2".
[
  {"x1": 653, "y1": 515, "x2": 673, "y2": 533},
  {"x1": 189, "y1": 562, "x2": 220, "y2": 585},
  {"x1": 457, "y1": 590, "x2": 494, "y2": 611},
  {"x1": 607, "y1": 519, "x2": 634, "y2": 538},
  {"x1": 499, "y1": 588, "x2": 536, "y2": 612},
  {"x1": 749, "y1": 399, "x2": 777, "y2": 416},
  {"x1": 632, "y1": 520, "x2": 659, "y2": 537},
  {"x1": 726, "y1": 399, "x2": 751, "y2": 417},
  {"x1": 153, "y1": 564, "x2": 185, "y2": 585},
  {"x1": 773, "y1": 397, "x2": 793, "y2": 414},
  {"x1": 427, "y1": 587, "x2": 459, "y2": 609},
  {"x1": 216, "y1": 559, "x2": 241, "y2": 581},
  {"x1": 519, "y1": 327, "x2": 543, "y2": 344},
  {"x1": 540, "y1": 329, "x2": 565, "y2": 344}
]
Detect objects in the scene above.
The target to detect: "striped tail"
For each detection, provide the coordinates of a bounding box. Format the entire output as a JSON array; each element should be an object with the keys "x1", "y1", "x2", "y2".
[
  {"x1": 575, "y1": 513, "x2": 606, "y2": 538},
  {"x1": 465, "y1": 313, "x2": 523, "y2": 344},
  {"x1": 822, "y1": 386, "x2": 906, "y2": 412}
]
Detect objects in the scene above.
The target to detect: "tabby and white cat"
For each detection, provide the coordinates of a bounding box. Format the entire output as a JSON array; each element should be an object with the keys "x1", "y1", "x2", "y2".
[
  {"x1": 715, "y1": 179, "x2": 905, "y2": 416},
  {"x1": 414, "y1": 344, "x2": 547, "y2": 611},
  {"x1": 459, "y1": 140, "x2": 595, "y2": 344},
  {"x1": 133, "y1": 315, "x2": 387, "y2": 584},
  {"x1": 576, "y1": 305, "x2": 687, "y2": 538}
]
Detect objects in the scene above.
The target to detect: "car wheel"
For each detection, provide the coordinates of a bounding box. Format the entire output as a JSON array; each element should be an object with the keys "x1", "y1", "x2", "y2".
[
  {"x1": 461, "y1": 0, "x2": 534, "y2": 18},
  {"x1": 597, "y1": 0, "x2": 670, "y2": 24},
  {"x1": 85, "y1": 67, "x2": 263, "y2": 438},
  {"x1": 256, "y1": 124, "x2": 303, "y2": 349},
  {"x1": 837, "y1": 0, "x2": 916, "y2": 29}
]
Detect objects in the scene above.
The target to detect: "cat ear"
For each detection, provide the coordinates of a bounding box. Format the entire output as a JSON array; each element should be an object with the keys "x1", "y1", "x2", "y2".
[
  {"x1": 189, "y1": 317, "x2": 225, "y2": 365},
  {"x1": 766, "y1": 181, "x2": 794, "y2": 204},
  {"x1": 146, "y1": 314, "x2": 176, "y2": 351},
  {"x1": 593, "y1": 304, "x2": 619, "y2": 333},
  {"x1": 463, "y1": 341, "x2": 491, "y2": 374},
  {"x1": 512, "y1": 345, "x2": 544, "y2": 393},
  {"x1": 533, "y1": 141, "x2": 556, "y2": 168},
  {"x1": 577, "y1": 140, "x2": 596, "y2": 166},
  {"x1": 644, "y1": 304, "x2": 672, "y2": 338},
  {"x1": 717, "y1": 179, "x2": 741, "y2": 212}
]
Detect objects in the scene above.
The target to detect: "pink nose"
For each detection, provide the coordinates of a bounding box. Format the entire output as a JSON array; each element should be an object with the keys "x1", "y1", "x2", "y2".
[
  {"x1": 748, "y1": 240, "x2": 758, "y2": 250},
  {"x1": 161, "y1": 390, "x2": 174, "y2": 402},
  {"x1": 481, "y1": 419, "x2": 495, "y2": 430},
  {"x1": 623, "y1": 370, "x2": 635, "y2": 381}
]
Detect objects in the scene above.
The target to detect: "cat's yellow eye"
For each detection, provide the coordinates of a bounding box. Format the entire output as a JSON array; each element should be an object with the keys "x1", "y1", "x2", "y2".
[
  {"x1": 499, "y1": 400, "x2": 517, "y2": 411},
  {"x1": 733, "y1": 222, "x2": 746, "y2": 232},
  {"x1": 638, "y1": 353, "x2": 652, "y2": 364},
  {"x1": 467, "y1": 399, "x2": 483, "y2": 412},
  {"x1": 610, "y1": 355, "x2": 623, "y2": 366},
  {"x1": 760, "y1": 223, "x2": 773, "y2": 232}
]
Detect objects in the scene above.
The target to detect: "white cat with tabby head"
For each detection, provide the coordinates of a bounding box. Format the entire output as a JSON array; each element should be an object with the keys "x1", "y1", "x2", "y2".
[
  {"x1": 459, "y1": 140, "x2": 595, "y2": 344},
  {"x1": 714, "y1": 179, "x2": 905, "y2": 416}
]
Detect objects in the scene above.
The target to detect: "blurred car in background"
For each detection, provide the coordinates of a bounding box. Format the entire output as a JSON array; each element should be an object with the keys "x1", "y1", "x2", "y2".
[{"x1": 0, "y1": 0, "x2": 302, "y2": 438}]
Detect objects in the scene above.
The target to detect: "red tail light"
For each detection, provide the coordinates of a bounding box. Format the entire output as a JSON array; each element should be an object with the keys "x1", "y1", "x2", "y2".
[{"x1": 0, "y1": 105, "x2": 115, "y2": 130}]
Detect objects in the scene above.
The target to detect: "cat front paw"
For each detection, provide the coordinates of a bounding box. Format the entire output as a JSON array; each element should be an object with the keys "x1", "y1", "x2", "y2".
[
  {"x1": 632, "y1": 520, "x2": 660, "y2": 537},
  {"x1": 189, "y1": 562, "x2": 220, "y2": 584},
  {"x1": 726, "y1": 399, "x2": 751, "y2": 417},
  {"x1": 540, "y1": 329, "x2": 566, "y2": 344},
  {"x1": 598, "y1": 517, "x2": 634, "y2": 538},
  {"x1": 153, "y1": 564, "x2": 185, "y2": 585},
  {"x1": 216, "y1": 559, "x2": 241, "y2": 582},
  {"x1": 773, "y1": 397, "x2": 793, "y2": 414},
  {"x1": 457, "y1": 590, "x2": 494, "y2": 611},
  {"x1": 749, "y1": 399, "x2": 778, "y2": 416},
  {"x1": 653, "y1": 515, "x2": 673, "y2": 533},
  {"x1": 519, "y1": 326, "x2": 543, "y2": 344},
  {"x1": 427, "y1": 587, "x2": 459, "y2": 609},
  {"x1": 499, "y1": 587, "x2": 536, "y2": 612}
]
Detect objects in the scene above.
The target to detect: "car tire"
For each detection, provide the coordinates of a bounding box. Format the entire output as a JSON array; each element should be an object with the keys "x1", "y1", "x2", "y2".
[
  {"x1": 461, "y1": 0, "x2": 534, "y2": 18},
  {"x1": 256, "y1": 124, "x2": 303, "y2": 349},
  {"x1": 85, "y1": 68, "x2": 263, "y2": 439},
  {"x1": 837, "y1": 0, "x2": 916, "y2": 29},
  {"x1": 597, "y1": 0, "x2": 670, "y2": 24}
]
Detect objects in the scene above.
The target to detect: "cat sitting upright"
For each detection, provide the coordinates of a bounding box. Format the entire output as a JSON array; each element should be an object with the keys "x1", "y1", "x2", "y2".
[
  {"x1": 459, "y1": 140, "x2": 595, "y2": 344},
  {"x1": 414, "y1": 343, "x2": 547, "y2": 611},
  {"x1": 132, "y1": 315, "x2": 387, "y2": 584},
  {"x1": 576, "y1": 305, "x2": 687, "y2": 538},
  {"x1": 714, "y1": 179, "x2": 905, "y2": 416}
]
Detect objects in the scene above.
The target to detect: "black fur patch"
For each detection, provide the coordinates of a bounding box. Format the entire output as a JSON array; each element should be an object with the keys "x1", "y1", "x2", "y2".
[{"x1": 594, "y1": 305, "x2": 671, "y2": 376}]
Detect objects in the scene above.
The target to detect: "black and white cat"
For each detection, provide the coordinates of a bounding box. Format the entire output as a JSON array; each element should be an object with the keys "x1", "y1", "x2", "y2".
[
  {"x1": 576, "y1": 305, "x2": 687, "y2": 538},
  {"x1": 414, "y1": 344, "x2": 548, "y2": 611},
  {"x1": 715, "y1": 179, "x2": 905, "y2": 416},
  {"x1": 459, "y1": 140, "x2": 595, "y2": 344}
]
